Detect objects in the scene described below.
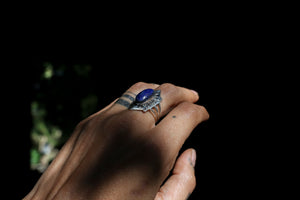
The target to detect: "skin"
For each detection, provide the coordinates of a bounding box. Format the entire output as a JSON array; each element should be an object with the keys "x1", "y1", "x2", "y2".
[{"x1": 24, "y1": 82, "x2": 209, "y2": 200}]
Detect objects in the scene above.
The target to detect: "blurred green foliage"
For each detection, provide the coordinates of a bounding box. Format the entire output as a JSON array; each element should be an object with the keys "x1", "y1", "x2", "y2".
[{"x1": 30, "y1": 63, "x2": 98, "y2": 172}]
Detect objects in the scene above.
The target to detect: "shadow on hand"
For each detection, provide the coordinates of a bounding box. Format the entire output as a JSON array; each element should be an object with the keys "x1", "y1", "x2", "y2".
[{"x1": 68, "y1": 113, "x2": 166, "y2": 199}]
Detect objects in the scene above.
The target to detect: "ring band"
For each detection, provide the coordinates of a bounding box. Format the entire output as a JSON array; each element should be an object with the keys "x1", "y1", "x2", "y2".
[{"x1": 129, "y1": 89, "x2": 162, "y2": 122}]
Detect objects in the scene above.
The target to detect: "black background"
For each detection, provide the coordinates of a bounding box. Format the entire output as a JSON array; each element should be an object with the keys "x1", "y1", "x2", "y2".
[
  {"x1": 2, "y1": 11, "x2": 282, "y2": 199},
  {"x1": 5, "y1": 51, "x2": 259, "y2": 199}
]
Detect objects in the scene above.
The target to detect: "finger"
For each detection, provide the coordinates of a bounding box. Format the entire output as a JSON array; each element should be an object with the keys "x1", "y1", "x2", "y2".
[
  {"x1": 108, "y1": 83, "x2": 199, "y2": 129},
  {"x1": 121, "y1": 83, "x2": 200, "y2": 125},
  {"x1": 154, "y1": 149, "x2": 197, "y2": 200},
  {"x1": 109, "y1": 82, "x2": 159, "y2": 114},
  {"x1": 152, "y1": 102, "x2": 209, "y2": 158},
  {"x1": 156, "y1": 83, "x2": 199, "y2": 118}
]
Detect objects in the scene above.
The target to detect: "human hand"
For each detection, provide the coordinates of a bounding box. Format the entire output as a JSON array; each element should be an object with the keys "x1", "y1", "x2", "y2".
[{"x1": 24, "y1": 82, "x2": 209, "y2": 200}]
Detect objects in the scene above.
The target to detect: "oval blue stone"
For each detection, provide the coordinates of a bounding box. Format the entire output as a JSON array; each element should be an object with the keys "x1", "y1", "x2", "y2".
[{"x1": 136, "y1": 89, "x2": 154, "y2": 102}]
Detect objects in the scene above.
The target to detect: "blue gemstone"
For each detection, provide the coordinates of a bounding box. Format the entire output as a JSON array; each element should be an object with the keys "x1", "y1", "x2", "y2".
[{"x1": 136, "y1": 89, "x2": 154, "y2": 102}]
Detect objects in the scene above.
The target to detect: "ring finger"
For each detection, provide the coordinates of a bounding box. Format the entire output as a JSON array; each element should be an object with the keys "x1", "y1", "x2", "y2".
[
  {"x1": 156, "y1": 83, "x2": 199, "y2": 118},
  {"x1": 109, "y1": 82, "x2": 159, "y2": 113},
  {"x1": 128, "y1": 83, "x2": 200, "y2": 125},
  {"x1": 109, "y1": 82, "x2": 199, "y2": 128}
]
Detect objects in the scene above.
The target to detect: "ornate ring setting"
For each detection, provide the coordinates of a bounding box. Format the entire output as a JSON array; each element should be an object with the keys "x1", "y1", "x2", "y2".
[{"x1": 129, "y1": 89, "x2": 162, "y2": 121}]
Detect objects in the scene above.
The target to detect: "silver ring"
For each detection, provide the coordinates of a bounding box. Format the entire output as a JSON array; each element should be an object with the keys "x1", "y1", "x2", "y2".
[{"x1": 129, "y1": 89, "x2": 162, "y2": 122}]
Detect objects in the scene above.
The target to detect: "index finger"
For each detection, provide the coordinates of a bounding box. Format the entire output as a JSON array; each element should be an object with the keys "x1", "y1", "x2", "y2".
[{"x1": 151, "y1": 101, "x2": 209, "y2": 160}]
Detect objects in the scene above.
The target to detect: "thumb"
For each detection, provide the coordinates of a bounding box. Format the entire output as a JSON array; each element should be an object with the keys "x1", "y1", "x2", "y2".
[{"x1": 155, "y1": 148, "x2": 196, "y2": 200}]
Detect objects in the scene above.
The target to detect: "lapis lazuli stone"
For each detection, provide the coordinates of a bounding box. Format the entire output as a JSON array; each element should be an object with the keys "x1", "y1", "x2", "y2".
[{"x1": 136, "y1": 89, "x2": 154, "y2": 102}]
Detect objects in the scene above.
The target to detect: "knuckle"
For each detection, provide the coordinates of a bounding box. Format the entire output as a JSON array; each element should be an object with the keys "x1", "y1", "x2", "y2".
[
  {"x1": 178, "y1": 102, "x2": 209, "y2": 120},
  {"x1": 178, "y1": 101, "x2": 195, "y2": 112},
  {"x1": 180, "y1": 169, "x2": 196, "y2": 191},
  {"x1": 130, "y1": 82, "x2": 158, "y2": 93},
  {"x1": 161, "y1": 83, "x2": 176, "y2": 90},
  {"x1": 198, "y1": 105, "x2": 210, "y2": 120},
  {"x1": 160, "y1": 83, "x2": 178, "y2": 95},
  {"x1": 133, "y1": 81, "x2": 147, "y2": 88},
  {"x1": 182, "y1": 168, "x2": 196, "y2": 187},
  {"x1": 189, "y1": 173, "x2": 196, "y2": 189},
  {"x1": 154, "y1": 191, "x2": 165, "y2": 200}
]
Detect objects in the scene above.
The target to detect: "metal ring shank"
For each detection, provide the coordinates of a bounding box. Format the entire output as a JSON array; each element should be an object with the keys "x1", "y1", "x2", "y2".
[
  {"x1": 129, "y1": 90, "x2": 162, "y2": 122},
  {"x1": 148, "y1": 104, "x2": 161, "y2": 122}
]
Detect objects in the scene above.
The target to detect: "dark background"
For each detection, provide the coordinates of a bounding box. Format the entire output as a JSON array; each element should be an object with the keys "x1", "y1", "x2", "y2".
[
  {"x1": 5, "y1": 52, "x2": 256, "y2": 200},
  {"x1": 2, "y1": 9, "x2": 282, "y2": 199}
]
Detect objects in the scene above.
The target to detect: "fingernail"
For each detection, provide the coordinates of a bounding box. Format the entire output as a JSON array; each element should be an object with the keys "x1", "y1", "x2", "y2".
[{"x1": 191, "y1": 149, "x2": 196, "y2": 167}]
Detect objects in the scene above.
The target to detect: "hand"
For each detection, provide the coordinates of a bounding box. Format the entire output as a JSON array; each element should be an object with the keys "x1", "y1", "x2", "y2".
[{"x1": 24, "y1": 82, "x2": 209, "y2": 200}]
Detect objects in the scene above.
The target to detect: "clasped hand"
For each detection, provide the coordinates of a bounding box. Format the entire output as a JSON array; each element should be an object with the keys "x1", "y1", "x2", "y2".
[{"x1": 24, "y1": 82, "x2": 209, "y2": 200}]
